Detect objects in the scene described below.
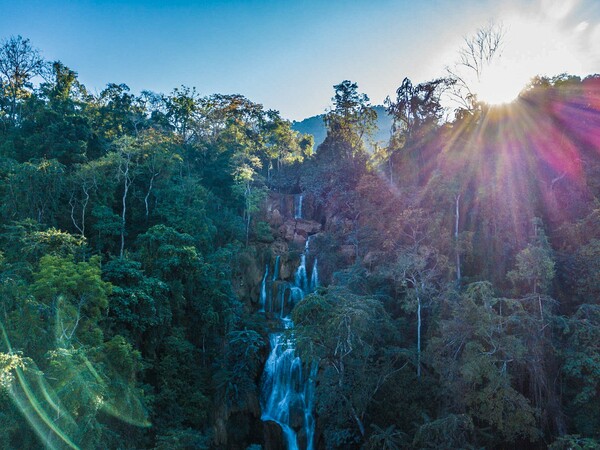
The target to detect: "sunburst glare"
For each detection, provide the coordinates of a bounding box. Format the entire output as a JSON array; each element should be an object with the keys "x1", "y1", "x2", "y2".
[{"x1": 473, "y1": 10, "x2": 592, "y2": 105}]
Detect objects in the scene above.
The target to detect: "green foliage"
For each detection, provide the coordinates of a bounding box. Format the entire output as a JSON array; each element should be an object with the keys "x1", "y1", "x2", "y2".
[
  {"x1": 154, "y1": 428, "x2": 212, "y2": 450},
  {"x1": 365, "y1": 424, "x2": 407, "y2": 450},
  {"x1": 570, "y1": 239, "x2": 600, "y2": 303},
  {"x1": 16, "y1": 63, "x2": 92, "y2": 164},
  {"x1": 214, "y1": 329, "x2": 265, "y2": 408},
  {"x1": 31, "y1": 254, "x2": 111, "y2": 345},
  {"x1": 561, "y1": 304, "x2": 600, "y2": 436},
  {"x1": 152, "y1": 328, "x2": 210, "y2": 431},
  {"x1": 549, "y1": 435, "x2": 600, "y2": 450},
  {"x1": 1, "y1": 158, "x2": 65, "y2": 224},
  {"x1": 293, "y1": 288, "x2": 405, "y2": 447},
  {"x1": 136, "y1": 224, "x2": 201, "y2": 281},
  {"x1": 153, "y1": 178, "x2": 217, "y2": 250},
  {"x1": 412, "y1": 414, "x2": 475, "y2": 450},
  {"x1": 22, "y1": 227, "x2": 86, "y2": 260},
  {"x1": 386, "y1": 77, "x2": 451, "y2": 146},
  {"x1": 428, "y1": 282, "x2": 541, "y2": 444},
  {"x1": 325, "y1": 80, "x2": 376, "y2": 148},
  {"x1": 508, "y1": 243, "x2": 555, "y2": 295},
  {"x1": 0, "y1": 351, "x2": 25, "y2": 389},
  {"x1": 102, "y1": 257, "x2": 171, "y2": 341}
]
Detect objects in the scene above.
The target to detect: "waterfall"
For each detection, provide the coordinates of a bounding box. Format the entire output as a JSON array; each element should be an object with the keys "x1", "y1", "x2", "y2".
[
  {"x1": 259, "y1": 264, "x2": 269, "y2": 312},
  {"x1": 294, "y1": 194, "x2": 303, "y2": 219},
  {"x1": 289, "y1": 287, "x2": 304, "y2": 305},
  {"x1": 295, "y1": 235, "x2": 313, "y2": 292},
  {"x1": 279, "y1": 284, "x2": 287, "y2": 318},
  {"x1": 273, "y1": 255, "x2": 281, "y2": 281},
  {"x1": 261, "y1": 332, "x2": 316, "y2": 450},
  {"x1": 310, "y1": 258, "x2": 318, "y2": 292},
  {"x1": 295, "y1": 254, "x2": 308, "y2": 292},
  {"x1": 261, "y1": 234, "x2": 317, "y2": 450}
]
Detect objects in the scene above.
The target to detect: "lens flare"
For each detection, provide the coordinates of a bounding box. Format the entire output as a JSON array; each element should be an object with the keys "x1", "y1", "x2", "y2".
[
  {"x1": 473, "y1": 12, "x2": 593, "y2": 105},
  {"x1": 1, "y1": 318, "x2": 150, "y2": 449}
]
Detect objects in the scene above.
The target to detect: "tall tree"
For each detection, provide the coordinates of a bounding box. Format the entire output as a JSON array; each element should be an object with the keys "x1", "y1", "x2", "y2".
[
  {"x1": 0, "y1": 36, "x2": 45, "y2": 125},
  {"x1": 445, "y1": 21, "x2": 504, "y2": 111}
]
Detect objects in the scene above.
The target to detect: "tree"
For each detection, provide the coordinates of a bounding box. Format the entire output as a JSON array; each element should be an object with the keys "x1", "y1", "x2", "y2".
[
  {"x1": 43, "y1": 61, "x2": 83, "y2": 103},
  {"x1": 109, "y1": 136, "x2": 142, "y2": 257},
  {"x1": 262, "y1": 110, "x2": 307, "y2": 181},
  {"x1": 293, "y1": 288, "x2": 405, "y2": 446},
  {"x1": 446, "y1": 21, "x2": 504, "y2": 111},
  {"x1": 508, "y1": 218, "x2": 555, "y2": 296},
  {"x1": 394, "y1": 245, "x2": 445, "y2": 377},
  {"x1": 386, "y1": 77, "x2": 451, "y2": 144},
  {"x1": 153, "y1": 177, "x2": 218, "y2": 250},
  {"x1": 560, "y1": 304, "x2": 600, "y2": 437},
  {"x1": 94, "y1": 83, "x2": 146, "y2": 142},
  {"x1": 102, "y1": 257, "x2": 171, "y2": 351},
  {"x1": 165, "y1": 86, "x2": 200, "y2": 144},
  {"x1": 384, "y1": 77, "x2": 451, "y2": 186},
  {"x1": 1, "y1": 158, "x2": 65, "y2": 224},
  {"x1": 31, "y1": 254, "x2": 112, "y2": 346},
  {"x1": 15, "y1": 61, "x2": 93, "y2": 165},
  {"x1": 324, "y1": 80, "x2": 376, "y2": 157},
  {"x1": 428, "y1": 282, "x2": 540, "y2": 445},
  {"x1": 0, "y1": 36, "x2": 45, "y2": 125}
]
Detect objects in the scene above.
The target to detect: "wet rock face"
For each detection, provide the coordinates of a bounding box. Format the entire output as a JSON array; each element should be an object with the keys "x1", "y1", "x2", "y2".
[
  {"x1": 289, "y1": 398, "x2": 306, "y2": 428},
  {"x1": 265, "y1": 193, "x2": 296, "y2": 224},
  {"x1": 265, "y1": 193, "x2": 322, "y2": 248},
  {"x1": 263, "y1": 420, "x2": 285, "y2": 450},
  {"x1": 266, "y1": 193, "x2": 319, "y2": 226},
  {"x1": 269, "y1": 208, "x2": 284, "y2": 227},
  {"x1": 262, "y1": 192, "x2": 322, "y2": 286},
  {"x1": 278, "y1": 219, "x2": 322, "y2": 248}
]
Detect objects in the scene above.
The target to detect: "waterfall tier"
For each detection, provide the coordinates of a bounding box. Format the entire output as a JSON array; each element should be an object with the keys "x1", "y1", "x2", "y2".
[
  {"x1": 261, "y1": 333, "x2": 316, "y2": 450},
  {"x1": 260, "y1": 231, "x2": 318, "y2": 450},
  {"x1": 294, "y1": 194, "x2": 303, "y2": 219}
]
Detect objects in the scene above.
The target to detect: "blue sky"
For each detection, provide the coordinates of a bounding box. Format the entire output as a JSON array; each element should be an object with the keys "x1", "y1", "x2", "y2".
[{"x1": 1, "y1": 0, "x2": 599, "y2": 120}]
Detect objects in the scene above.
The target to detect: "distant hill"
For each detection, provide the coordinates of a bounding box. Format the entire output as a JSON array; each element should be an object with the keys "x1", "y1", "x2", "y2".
[{"x1": 291, "y1": 105, "x2": 393, "y2": 152}]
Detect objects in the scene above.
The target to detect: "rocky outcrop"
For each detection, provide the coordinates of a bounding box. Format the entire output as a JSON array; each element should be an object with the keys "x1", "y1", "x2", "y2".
[{"x1": 278, "y1": 218, "x2": 322, "y2": 248}]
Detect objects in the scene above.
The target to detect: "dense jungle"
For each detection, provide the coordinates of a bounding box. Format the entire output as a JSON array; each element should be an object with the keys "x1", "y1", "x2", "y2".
[{"x1": 1, "y1": 34, "x2": 600, "y2": 449}]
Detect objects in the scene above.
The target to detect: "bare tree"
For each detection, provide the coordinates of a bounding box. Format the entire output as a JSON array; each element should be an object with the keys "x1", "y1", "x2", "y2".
[
  {"x1": 112, "y1": 137, "x2": 139, "y2": 257},
  {"x1": 445, "y1": 22, "x2": 505, "y2": 111}
]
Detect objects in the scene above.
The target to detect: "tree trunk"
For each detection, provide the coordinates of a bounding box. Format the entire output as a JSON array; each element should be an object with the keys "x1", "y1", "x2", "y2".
[
  {"x1": 341, "y1": 393, "x2": 365, "y2": 437},
  {"x1": 145, "y1": 172, "x2": 158, "y2": 220},
  {"x1": 120, "y1": 180, "x2": 128, "y2": 257},
  {"x1": 455, "y1": 193, "x2": 461, "y2": 283},
  {"x1": 120, "y1": 156, "x2": 132, "y2": 258},
  {"x1": 81, "y1": 184, "x2": 89, "y2": 236},
  {"x1": 245, "y1": 182, "x2": 251, "y2": 246},
  {"x1": 417, "y1": 292, "x2": 422, "y2": 378}
]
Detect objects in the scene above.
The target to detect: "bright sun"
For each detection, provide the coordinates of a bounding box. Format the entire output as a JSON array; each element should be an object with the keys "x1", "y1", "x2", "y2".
[
  {"x1": 472, "y1": 13, "x2": 589, "y2": 105},
  {"x1": 475, "y1": 59, "x2": 528, "y2": 105}
]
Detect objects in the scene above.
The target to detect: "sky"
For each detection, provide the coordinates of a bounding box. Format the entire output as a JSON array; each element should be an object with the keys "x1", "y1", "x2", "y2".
[{"x1": 1, "y1": 0, "x2": 599, "y2": 120}]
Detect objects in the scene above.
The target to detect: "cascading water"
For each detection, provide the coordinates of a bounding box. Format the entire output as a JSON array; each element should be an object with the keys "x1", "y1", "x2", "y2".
[
  {"x1": 294, "y1": 235, "x2": 313, "y2": 292},
  {"x1": 273, "y1": 255, "x2": 280, "y2": 281},
  {"x1": 261, "y1": 232, "x2": 316, "y2": 450},
  {"x1": 294, "y1": 194, "x2": 303, "y2": 219},
  {"x1": 279, "y1": 284, "x2": 287, "y2": 319},
  {"x1": 310, "y1": 258, "x2": 318, "y2": 292},
  {"x1": 295, "y1": 254, "x2": 308, "y2": 293},
  {"x1": 259, "y1": 264, "x2": 269, "y2": 312}
]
